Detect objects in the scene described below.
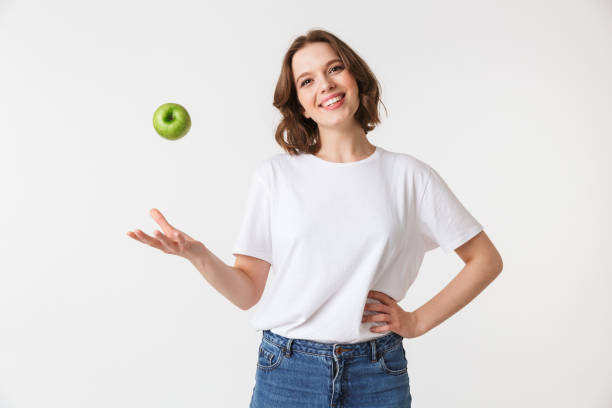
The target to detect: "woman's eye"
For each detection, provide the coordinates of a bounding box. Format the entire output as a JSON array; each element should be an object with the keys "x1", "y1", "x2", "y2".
[{"x1": 300, "y1": 65, "x2": 344, "y2": 87}]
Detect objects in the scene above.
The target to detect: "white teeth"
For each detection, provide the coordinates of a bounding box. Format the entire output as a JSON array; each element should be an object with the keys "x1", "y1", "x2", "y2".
[{"x1": 322, "y1": 94, "x2": 344, "y2": 107}]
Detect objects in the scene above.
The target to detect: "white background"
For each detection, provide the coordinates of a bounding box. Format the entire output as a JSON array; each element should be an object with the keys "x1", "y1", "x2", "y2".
[{"x1": 1, "y1": 0, "x2": 611, "y2": 406}]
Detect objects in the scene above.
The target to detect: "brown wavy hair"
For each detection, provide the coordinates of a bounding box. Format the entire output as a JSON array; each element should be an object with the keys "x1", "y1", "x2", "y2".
[{"x1": 273, "y1": 29, "x2": 387, "y2": 156}]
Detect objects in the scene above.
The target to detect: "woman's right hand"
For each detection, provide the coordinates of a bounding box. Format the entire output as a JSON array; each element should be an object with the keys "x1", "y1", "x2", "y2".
[{"x1": 126, "y1": 208, "x2": 204, "y2": 262}]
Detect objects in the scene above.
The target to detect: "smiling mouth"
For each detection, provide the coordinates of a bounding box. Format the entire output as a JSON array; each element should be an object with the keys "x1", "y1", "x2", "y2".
[{"x1": 319, "y1": 93, "x2": 345, "y2": 108}]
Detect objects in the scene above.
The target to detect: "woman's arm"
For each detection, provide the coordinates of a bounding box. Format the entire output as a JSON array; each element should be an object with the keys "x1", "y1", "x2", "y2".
[
  {"x1": 415, "y1": 231, "x2": 503, "y2": 336},
  {"x1": 189, "y1": 245, "x2": 258, "y2": 311}
]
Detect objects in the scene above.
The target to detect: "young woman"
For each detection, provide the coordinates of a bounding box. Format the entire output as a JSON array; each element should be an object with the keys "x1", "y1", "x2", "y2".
[{"x1": 127, "y1": 29, "x2": 503, "y2": 408}]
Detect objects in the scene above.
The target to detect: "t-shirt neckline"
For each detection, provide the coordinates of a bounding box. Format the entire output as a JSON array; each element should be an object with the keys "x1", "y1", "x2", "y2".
[{"x1": 304, "y1": 145, "x2": 382, "y2": 167}]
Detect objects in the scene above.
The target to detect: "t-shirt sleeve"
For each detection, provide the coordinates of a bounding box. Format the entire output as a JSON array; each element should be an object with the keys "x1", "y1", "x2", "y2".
[
  {"x1": 417, "y1": 165, "x2": 483, "y2": 253},
  {"x1": 232, "y1": 169, "x2": 273, "y2": 264}
]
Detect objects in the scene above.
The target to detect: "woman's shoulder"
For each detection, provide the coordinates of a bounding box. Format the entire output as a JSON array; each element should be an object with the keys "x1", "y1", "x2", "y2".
[
  {"x1": 249, "y1": 152, "x2": 288, "y2": 182},
  {"x1": 380, "y1": 147, "x2": 433, "y2": 175},
  {"x1": 256, "y1": 151, "x2": 288, "y2": 169}
]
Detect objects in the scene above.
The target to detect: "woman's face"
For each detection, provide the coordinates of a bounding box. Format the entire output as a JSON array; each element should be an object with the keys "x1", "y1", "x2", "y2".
[{"x1": 292, "y1": 42, "x2": 360, "y2": 129}]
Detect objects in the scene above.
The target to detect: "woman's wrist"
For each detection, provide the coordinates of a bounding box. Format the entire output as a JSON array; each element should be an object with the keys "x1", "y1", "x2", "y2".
[
  {"x1": 413, "y1": 310, "x2": 429, "y2": 337},
  {"x1": 186, "y1": 241, "x2": 209, "y2": 267}
]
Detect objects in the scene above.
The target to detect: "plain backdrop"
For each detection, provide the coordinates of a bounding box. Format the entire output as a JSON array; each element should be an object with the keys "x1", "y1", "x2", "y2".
[{"x1": 1, "y1": 0, "x2": 610, "y2": 407}]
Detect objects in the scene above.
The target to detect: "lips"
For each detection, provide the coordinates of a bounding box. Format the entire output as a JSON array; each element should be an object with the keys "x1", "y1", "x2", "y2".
[{"x1": 319, "y1": 93, "x2": 345, "y2": 107}]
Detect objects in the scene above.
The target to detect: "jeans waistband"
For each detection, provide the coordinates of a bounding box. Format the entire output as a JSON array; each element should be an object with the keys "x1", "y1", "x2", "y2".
[{"x1": 261, "y1": 329, "x2": 404, "y2": 362}]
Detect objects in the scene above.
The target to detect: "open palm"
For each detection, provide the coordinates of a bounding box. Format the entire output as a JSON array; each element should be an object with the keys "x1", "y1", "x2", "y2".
[{"x1": 127, "y1": 208, "x2": 202, "y2": 260}]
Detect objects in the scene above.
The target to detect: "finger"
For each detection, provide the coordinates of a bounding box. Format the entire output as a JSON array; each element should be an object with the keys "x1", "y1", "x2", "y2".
[
  {"x1": 363, "y1": 313, "x2": 390, "y2": 323},
  {"x1": 367, "y1": 290, "x2": 386, "y2": 304},
  {"x1": 154, "y1": 230, "x2": 179, "y2": 253},
  {"x1": 131, "y1": 230, "x2": 168, "y2": 253},
  {"x1": 370, "y1": 324, "x2": 391, "y2": 332},
  {"x1": 150, "y1": 211, "x2": 193, "y2": 241},
  {"x1": 150, "y1": 208, "x2": 176, "y2": 236},
  {"x1": 133, "y1": 229, "x2": 158, "y2": 242},
  {"x1": 128, "y1": 231, "x2": 152, "y2": 245},
  {"x1": 169, "y1": 225, "x2": 191, "y2": 245},
  {"x1": 369, "y1": 290, "x2": 396, "y2": 303},
  {"x1": 364, "y1": 303, "x2": 391, "y2": 313}
]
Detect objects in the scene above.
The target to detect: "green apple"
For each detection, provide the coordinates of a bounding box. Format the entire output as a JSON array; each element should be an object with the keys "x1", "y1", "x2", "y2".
[{"x1": 152, "y1": 103, "x2": 191, "y2": 140}]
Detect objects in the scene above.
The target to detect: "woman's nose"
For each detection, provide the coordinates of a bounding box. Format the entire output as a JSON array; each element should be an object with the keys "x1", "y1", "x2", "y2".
[{"x1": 320, "y1": 80, "x2": 335, "y2": 93}]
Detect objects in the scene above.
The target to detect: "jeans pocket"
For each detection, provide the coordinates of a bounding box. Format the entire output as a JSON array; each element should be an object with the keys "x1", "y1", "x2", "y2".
[
  {"x1": 378, "y1": 342, "x2": 408, "y2": 376},
  {"x1": 256, "y1": 339, "x2": 284, "y2": 371}
]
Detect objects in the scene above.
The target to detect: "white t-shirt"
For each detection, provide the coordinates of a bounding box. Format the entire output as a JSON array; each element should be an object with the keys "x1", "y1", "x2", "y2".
[{"x1": 232, "y1": 145, "x2": 483, "y2": 344}]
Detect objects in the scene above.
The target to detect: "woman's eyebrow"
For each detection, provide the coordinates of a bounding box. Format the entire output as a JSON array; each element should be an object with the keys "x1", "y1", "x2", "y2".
[{"x1": 295, "y1": 58, "x2": 343, "y2": 83}]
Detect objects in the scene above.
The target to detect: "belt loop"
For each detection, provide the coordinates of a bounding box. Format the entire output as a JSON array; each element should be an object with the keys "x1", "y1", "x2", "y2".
[
  {"x1": 284, "y1": 338, "x2": 293, "y2": 358},
  {"x1": 370, "y1": 339, "x2": 377, "y2": 363}
]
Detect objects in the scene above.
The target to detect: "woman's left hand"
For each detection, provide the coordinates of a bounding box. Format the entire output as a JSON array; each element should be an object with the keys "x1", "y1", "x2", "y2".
[{"x1": 362, "y1": 290, "x2": 422, "y2": 339}]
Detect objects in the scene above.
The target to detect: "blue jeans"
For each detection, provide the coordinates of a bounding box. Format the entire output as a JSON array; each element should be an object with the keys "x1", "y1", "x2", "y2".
[{"x1": 250, "y1": 329, "x2": 412, "y2": 407}]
